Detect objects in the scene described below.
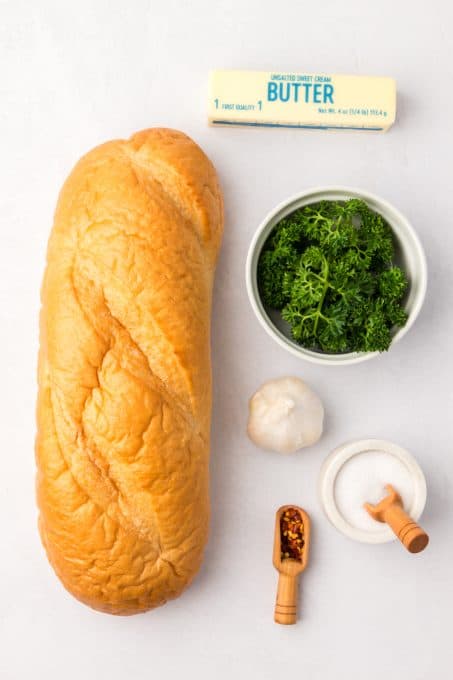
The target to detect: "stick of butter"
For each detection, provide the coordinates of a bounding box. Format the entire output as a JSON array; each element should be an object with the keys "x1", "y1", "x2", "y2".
[{"x1": 208, "y1": 70, "x2": 396, "y2": 132}]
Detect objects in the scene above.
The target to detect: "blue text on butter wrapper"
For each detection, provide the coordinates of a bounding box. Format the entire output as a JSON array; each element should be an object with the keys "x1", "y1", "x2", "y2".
[{"x1": 267, "y1": 82, "x2": 334, "y2": 104}]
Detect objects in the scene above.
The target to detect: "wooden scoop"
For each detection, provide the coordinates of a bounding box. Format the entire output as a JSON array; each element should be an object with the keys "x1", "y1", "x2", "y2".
[
  {"x1": 273, "y1": 505, "x2": 310, "y2": 625},
  {"x1": 364, "y1": 484, "x2": 429, "y2": 553}
]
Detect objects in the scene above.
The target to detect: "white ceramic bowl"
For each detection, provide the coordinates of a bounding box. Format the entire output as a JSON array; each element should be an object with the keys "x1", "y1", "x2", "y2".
[
  {"x1": 318, "y1": 439, "x2": 427, "y2": 544},
  {"x1": 245, "y1": 186, "x2": 427, "y2": 366}
]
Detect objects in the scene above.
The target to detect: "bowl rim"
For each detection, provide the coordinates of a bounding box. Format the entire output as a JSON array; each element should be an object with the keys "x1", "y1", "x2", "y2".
[{"x1": 245, "y1": 185, "x2": 428, "y2": 366}]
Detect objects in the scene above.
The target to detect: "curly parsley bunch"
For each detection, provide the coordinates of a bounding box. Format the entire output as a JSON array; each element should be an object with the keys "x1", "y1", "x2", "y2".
[{"x1": 258, "y1": 199, "x2": 408, "y2": 353}]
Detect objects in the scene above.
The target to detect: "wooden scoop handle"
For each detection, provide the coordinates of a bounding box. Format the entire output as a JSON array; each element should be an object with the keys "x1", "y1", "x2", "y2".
[
  {"x1": 382, "y1": 503, "x2": 429, "y2": 553},
  {"x1": 274, "y1": 573, "x2": 298, "y2": 625}
]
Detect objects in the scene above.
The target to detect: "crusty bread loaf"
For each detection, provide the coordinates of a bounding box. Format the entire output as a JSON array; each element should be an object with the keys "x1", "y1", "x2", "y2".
[{"x1": 36, "y1": 128, "x2": 223, "y2": 614}]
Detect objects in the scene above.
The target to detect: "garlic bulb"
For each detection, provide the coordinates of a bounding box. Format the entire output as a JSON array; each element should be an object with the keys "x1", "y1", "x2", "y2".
[{"x1": 247, "y1": 377, "x2": 324, "y2": 454}]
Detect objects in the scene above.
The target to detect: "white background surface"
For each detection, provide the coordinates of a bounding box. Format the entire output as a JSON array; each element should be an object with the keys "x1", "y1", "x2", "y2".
[{"x1": 1, "y1": 1, "x2": 452, "y2": 678}]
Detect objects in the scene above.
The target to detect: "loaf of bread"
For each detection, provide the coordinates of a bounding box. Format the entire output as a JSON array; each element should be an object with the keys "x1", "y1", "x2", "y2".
[{"x1": 36, "y1": 128, "x2": 223, "y2": 614}]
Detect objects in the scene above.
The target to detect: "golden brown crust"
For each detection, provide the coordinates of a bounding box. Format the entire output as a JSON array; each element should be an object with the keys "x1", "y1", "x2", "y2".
[{"x1": 36, "y1": 128, "x2": 224, "y2": 614}]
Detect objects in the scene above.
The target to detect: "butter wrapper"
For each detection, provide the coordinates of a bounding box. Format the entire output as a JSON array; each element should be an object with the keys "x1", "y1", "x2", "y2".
[{"x1": 208, "y1": 70, "x2": 396, "y2": 131}]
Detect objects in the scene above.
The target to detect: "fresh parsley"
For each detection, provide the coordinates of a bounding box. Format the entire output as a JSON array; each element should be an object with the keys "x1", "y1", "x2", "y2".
[{"x1": 258, "y1": 199, "x2": 408, "y2": 353}]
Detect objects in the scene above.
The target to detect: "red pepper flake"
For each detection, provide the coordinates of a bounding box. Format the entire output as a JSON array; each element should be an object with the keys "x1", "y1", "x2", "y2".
[{"x1": 280, "y1": 508, "x2": 304, "y2": 561}]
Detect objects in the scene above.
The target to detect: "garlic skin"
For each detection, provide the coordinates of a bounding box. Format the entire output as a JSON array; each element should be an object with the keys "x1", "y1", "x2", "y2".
[{"x1": 247, "y1": 377, "x2": 324, "y2": 454}]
